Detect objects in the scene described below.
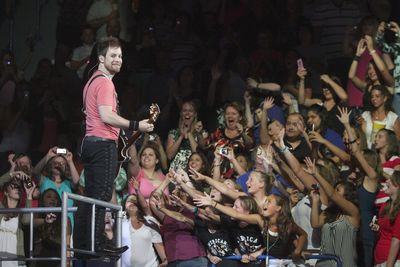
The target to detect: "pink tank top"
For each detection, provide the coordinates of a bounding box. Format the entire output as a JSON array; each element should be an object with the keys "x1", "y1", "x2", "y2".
[{"x1": 128, "y1": 168, "x2": 168, "y2": 199}]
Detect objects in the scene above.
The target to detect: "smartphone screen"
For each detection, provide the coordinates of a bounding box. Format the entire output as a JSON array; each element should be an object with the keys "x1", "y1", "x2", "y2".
[{"x1": 297, "y1": 58, "x2": 304, "y2": 69}]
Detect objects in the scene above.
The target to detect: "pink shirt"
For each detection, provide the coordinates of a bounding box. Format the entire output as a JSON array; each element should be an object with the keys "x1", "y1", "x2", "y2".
[
  {"x1": 128, "y1": 168, "x2": 168, "y2": 199},
  {"x1": 346, "y1": 49, "x2": 381, "y2": 107},
  {"x1": 83, "y1": 71, "x2": 119, "y2": 140}
]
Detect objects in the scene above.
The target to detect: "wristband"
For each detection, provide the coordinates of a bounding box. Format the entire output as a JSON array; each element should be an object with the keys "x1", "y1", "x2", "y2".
[
  {"x1": 129, "y1": 120, "x2": 139, "y2": 131},
  {"x1": 256, "y1": 83, "x2": 259, "y2": 89},
  {"x1": 279, "y1": 146, "x2": 289, "y2": 153},
  {"x1": 353, "y1": 55, "x2": 360, "y2": 61},
  {"x1": 369, "y1": 49, "x2": 376, "y2": 55}
]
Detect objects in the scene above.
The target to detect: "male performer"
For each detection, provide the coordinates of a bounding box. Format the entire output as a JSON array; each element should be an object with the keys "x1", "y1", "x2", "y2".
[{"x1": 74, "y1": 36, "x2": 153, "y2": 257}]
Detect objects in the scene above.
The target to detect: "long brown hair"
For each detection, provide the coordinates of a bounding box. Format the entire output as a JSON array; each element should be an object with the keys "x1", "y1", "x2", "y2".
[
  {"x1": 268, "y1": 194, "x2": 293, "y2": 240},
  {"x1": 381, "y1": 171, "x2": 400, "y2": 224}
]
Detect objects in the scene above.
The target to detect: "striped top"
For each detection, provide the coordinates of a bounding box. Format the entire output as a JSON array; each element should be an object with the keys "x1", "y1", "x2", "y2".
[
  {"x1": 317, "y1": 215, "x2": 358, "y2": 267},
  {"x1": 312, "y1": 0, "x2": 361, "y2": 59}
]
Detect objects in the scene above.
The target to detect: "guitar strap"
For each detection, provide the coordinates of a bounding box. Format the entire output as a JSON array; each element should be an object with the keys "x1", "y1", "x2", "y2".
[{"x1": 82, "y1": 74, "x2": 106, "y2": 117}]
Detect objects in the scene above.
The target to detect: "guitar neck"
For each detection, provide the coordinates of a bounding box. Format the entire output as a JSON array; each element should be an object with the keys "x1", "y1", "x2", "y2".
[{"x1": 125, "y1": 131, "x2": 142, "y2": 148}]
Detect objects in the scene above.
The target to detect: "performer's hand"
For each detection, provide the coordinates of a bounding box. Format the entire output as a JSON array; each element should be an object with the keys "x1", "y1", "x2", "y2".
[{"x1": 138, "y1": 119, "x2": 154, "y2": 132}]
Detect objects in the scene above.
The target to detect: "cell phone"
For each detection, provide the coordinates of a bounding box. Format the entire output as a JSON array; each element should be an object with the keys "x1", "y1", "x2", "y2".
[
  {"x1": 297, "y1": 58, "x2": 304, "y2": 69},
  {"x1": 149, "y1": 134, "x2": 155, "y2": 141},
  {"x1": 312, "y1": 123, "x2": 315, "y2": 131},
  {"x1": 56, "y1": 148, "x2": 67, "y2": 155},
  {"x1": 372, "y1": 215, "x2": 377, "y2": 224},
  {"x1": 219, "y1": 147, "x2": 228, "y2": 156}
]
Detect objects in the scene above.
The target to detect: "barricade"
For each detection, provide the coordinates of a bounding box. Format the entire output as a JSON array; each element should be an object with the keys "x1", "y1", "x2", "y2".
[
  {"x1": 0, "y1": 192, "x2": 123, "y2": 267},
  {"x1": 210, "y1": 254, "x2": 343, "y2": 267}
]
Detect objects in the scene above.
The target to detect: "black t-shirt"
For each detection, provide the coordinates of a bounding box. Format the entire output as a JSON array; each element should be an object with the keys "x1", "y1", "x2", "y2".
[
  {"x1": 276, "y1": 137, "x2": 311, "y2": 163},
  {"x1": 220, "y1": 215, "x2": 264, "y2": 255},
  {"x1": 325, "y1": 104, "x2": 344, "y2": 136},
  {"x1": 265, "y1": 230, "x2": 296, "y2": 259},
  {"x1": 194, "y1": 218, "x2": 235, "y2": 257}
]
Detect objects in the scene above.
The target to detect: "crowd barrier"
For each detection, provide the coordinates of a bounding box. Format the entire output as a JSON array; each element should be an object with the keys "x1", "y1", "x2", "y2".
[
  {"x1": 210, "y1": 254, "x2": 343, "y2": 267},
  {"x1": 0, "y1": 192, "x2": 123, "y2": 267}
]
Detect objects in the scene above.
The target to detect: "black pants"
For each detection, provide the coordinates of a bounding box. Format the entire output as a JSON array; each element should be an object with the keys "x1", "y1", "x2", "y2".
[{"x1": 74, "y1": 138, "x2": 117, "y2": 250}]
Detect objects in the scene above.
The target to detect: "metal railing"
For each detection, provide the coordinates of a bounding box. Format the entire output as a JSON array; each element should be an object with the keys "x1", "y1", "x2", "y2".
[
  {"x1": 0, "y1": 206, "x2": 77, "y2": 263},
  {"x1": 0, "y1": 192, "x2": 123, "y2": 267},
  {"x1": 61, "y1": 192, "x2": 123, "y2": 267},
  {"x1": 210, "y1": 254, "x2": 343, "y2": 267}
]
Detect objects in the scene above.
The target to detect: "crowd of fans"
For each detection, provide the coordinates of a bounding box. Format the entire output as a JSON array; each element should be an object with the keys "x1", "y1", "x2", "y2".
[{"x1": 1, "y1": 0, "x2": 400, "y2": 266}]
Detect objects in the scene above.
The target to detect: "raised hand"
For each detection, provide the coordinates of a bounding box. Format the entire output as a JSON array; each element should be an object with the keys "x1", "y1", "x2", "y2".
[
  {"x1": 296, "y1": 68, "x2": 307, "y2": 80},
  {"x1": 303, "y1": 157, "x2": 316, "y2": 175},
  {"x1": 320, "y1": 74, "x2": 332, "y2": 84},
  {"x1": 273, "y1": 128, "x2": 285, "y2": 149},
  {"x1": 188, "y1": 167, "x2": 206, "y2": 181},
  {"x1": 24, "y1": 180, "x2": 36, "y2": 200},
  {"x1": 336, "y1": 106, "x2": 352, "y2": 125},
  {"x1": 193, "y1": 192, "x2": 213, "y2": 207},
  {"x1": 262, "y1": 97, "x2": 275, "y2": 111},
  {"x1": 364, "y1": 35, "x2": 374, "y2": 51},
  {"x1": 388, "y1": 21, "x2": 400, "y2": 33},
  {"x1": 128, "y1": 176, "x2": 140, "y2": 191},
  {"x1": 7, "y1": 153, "x2": 16, "y2": 169},
  {"x1": 355, "y1": 39, "x2": 366, "y2": 56},
  {"x1": 282, "y1": 93, "x2": 293, "y2": 106}
]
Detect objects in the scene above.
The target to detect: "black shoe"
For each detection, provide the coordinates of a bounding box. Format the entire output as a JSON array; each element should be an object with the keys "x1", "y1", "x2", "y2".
[{"x1": 96, "y1": 245, "x2": 128, "y2": 256}]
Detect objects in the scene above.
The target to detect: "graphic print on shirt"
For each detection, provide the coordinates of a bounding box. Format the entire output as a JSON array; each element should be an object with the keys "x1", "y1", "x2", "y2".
[
  {"x1": 237, "y1": 235, "x2": 262, "y2": 254},
  {"x1": 208, "y1": 238, "x2": 231, "y2": 257}
]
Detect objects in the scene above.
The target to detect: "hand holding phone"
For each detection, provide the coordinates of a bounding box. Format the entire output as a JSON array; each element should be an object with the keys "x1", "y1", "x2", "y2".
[
  {"x1": 56, "y1": 148, "x2": 67, "y2": 155},
  {"x1": 297, "y1": 58, "x2": 304, "y2": 69}
]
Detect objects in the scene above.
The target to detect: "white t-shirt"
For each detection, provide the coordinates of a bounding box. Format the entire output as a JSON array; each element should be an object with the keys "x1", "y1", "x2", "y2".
[
  {"x1": 291, "y1": 196, "x2": 325, "y2": 250},
  {"x1": 86, "y1": 0, "x2": 113, "y2": 41},
  {"x1": 71, "y1": 43, "x2": 95, "y2": 79},
  {"x1": 121, "y1": 217, "x2": 162, "y2": 267}
]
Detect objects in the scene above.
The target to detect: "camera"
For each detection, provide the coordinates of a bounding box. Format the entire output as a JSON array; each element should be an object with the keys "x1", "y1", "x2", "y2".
[
  {"x1": 384, "y1": 22, "x2": 397, "y2": 44},
  {"x1": 56, "y1": 148, "x2": 67, "y2": 155},
  {"x1": 218, "y1": 147, "x2": 229, "y2": 156},
  {"x1": 311, "y1": 183, "x2": 320, "y2": 191}
]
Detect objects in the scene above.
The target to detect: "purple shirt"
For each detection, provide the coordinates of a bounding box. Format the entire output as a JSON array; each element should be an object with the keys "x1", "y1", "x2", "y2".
[{"x1": 162, "y1": 209, "x2": 206, "y2": 262}]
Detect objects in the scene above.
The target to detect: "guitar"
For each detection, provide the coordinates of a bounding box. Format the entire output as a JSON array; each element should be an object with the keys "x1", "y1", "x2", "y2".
[{"x1": 118, "y1": 103, "x2": 160, "y2": 163}]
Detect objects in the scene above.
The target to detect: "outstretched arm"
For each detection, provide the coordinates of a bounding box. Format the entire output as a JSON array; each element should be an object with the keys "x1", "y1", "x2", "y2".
[
  {"x1": 189, "y1": 168, "x2": 246, "y2": 200},
  {"x1": 194, "y1": 193, "x2": 263, "y2": 228}
]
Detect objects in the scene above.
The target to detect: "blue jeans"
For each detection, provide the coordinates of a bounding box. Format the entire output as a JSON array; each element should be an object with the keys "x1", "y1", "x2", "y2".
[
  {"x1": 74, "y1": 138, "x2": 118, "y2": 250},
  {"x1": 168, "y1": 257, "x2": 208, "y2": 267}
]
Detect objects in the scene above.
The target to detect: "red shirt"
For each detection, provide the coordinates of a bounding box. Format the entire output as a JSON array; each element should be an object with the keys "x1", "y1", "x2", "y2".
[
  {"x1": 83, "y1": 70, "x2": 119, "y2": 140},
  {"x1": 374, "y1": 202, "x2": 400, "y2": 264}
]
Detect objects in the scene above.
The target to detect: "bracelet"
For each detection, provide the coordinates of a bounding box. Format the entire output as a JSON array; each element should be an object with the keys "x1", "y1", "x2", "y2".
[
  {"x1": 128, "y1": 120, "x2": 139, "y2": 131},
  {"x1": 279, "y1": 146, "x2": 289, "y2": 153},
  {"x1": 256, "y1": 83, "x2": 259, "y2": 89},
  {"x1": 213, "y1": 201, "x2": 218, "y2": 208},
  {"x1": 369, "y1": 49, "x2": 376, "y2": 55},
  {"x1": 192, "y1": 207, "x2": 198, "y2": 215},
  {"x1": 348, "y1": 139, "x2": 357, "y2": 144},
  {"x1": 353, "y1": 55, "x2": 360, "y2": 61}
]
